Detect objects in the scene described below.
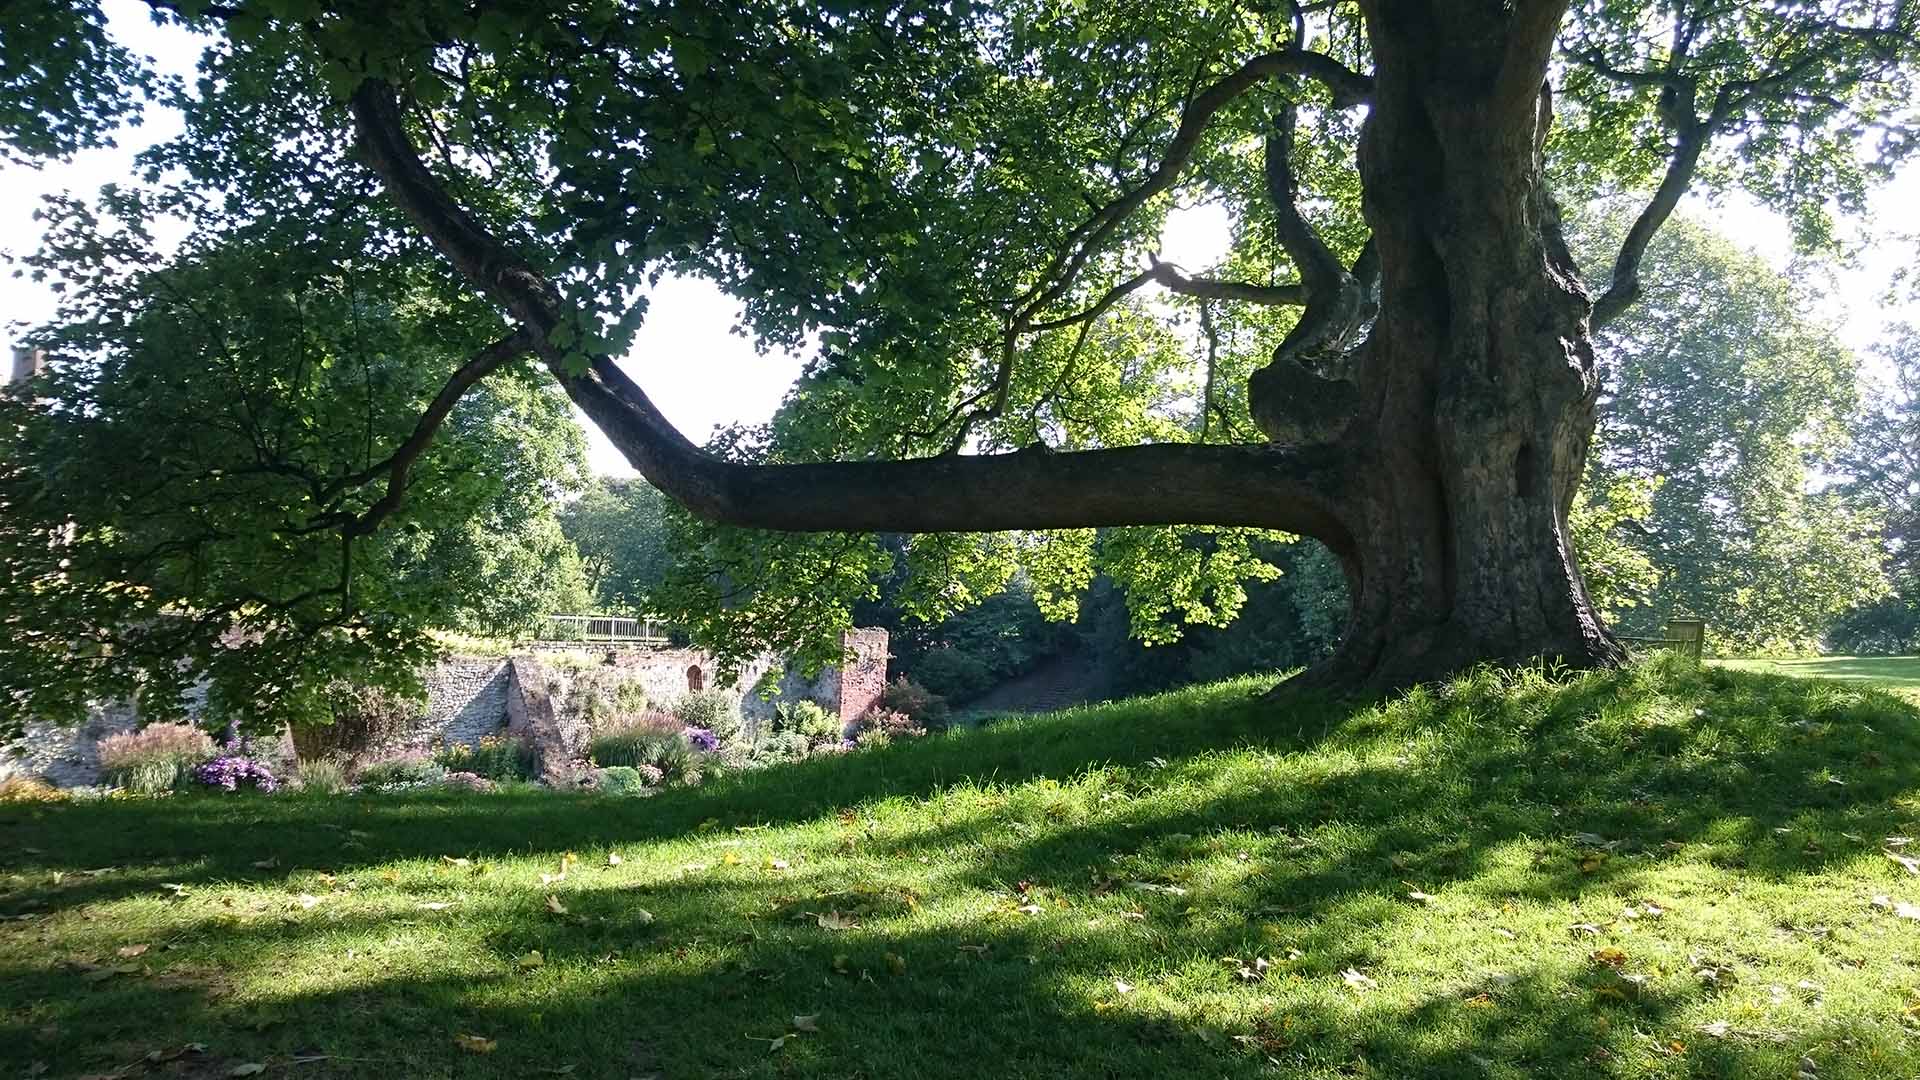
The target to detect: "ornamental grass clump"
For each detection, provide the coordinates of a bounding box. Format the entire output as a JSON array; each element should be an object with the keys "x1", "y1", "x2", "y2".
[
  {"x1": 191, "y1": 755, "x2": 278, "y2": 793},
  {"x1": 291, "y1": 756, "x2": 350, "y2": 795},
  {"x1": 353, "y1": 750, "x2": 446, "y2": 790},
  {"x1": 97, "y1": 722, "x2": 217, "y2": 794}
]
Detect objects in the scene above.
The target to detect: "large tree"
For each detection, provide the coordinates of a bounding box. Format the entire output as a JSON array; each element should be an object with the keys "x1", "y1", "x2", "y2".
[{"x1": 4, "y1": 0, "x2": 1915, "y2": 703}]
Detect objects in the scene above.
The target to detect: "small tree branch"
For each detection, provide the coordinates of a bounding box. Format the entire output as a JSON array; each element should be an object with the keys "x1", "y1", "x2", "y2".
[{"x1": 342, "y1": 326, "x2": 534, "y2": 536}]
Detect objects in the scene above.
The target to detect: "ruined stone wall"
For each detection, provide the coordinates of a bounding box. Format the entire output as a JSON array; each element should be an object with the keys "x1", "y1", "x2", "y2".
[
  {"x1": 5, "y1": 629, "x2": 889, "y2": 786},
  {"x1": 415, "y1": 656, "x2": 512, "y2": 751}
]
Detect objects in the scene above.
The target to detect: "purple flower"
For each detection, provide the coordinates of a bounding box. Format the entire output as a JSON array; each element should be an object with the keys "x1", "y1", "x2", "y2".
[
  {"x1": 191, "y1": 755, "x2": 278, "y2": 793},
  {"x1": 682, "y1": 726, "x2": 719, "y2": 753}
]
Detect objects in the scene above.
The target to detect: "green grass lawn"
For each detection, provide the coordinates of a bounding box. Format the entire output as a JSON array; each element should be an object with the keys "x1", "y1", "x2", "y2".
[
  {"x1": 7, "y1": 658, "x2": 1920, "y2": 1079},
  {"x1": 1714, "y1": 655, "x2": 1920, "y2": 692}
]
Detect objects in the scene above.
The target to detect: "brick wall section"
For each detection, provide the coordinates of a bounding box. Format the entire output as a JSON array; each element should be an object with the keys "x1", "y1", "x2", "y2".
[{"x1": 837, "y1": 628, "x2": 891, "y2": 725}]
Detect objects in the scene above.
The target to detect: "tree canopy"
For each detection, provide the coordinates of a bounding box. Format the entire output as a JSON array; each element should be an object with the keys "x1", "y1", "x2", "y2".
[{"x1": 2, "y1": 0, "x2": 1915, "y2": 720}]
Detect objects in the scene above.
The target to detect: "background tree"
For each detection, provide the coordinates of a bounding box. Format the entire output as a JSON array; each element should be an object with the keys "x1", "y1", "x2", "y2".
[
  {"x1": 1833, "y1": 324, "x2": 1920, "y2": 652},
  {"x1": 558, "y1": 477, "x2": 672, "y2": 615},
  {"x1": 1571, "y1": 209, "x2": 1887, "y2": 652},
  {"x1": 0, "y1": 216, "x2": 591, "y2": 733},
  {"x1": 3, "y1": 0, "x2": 1916, "y2": 715}
]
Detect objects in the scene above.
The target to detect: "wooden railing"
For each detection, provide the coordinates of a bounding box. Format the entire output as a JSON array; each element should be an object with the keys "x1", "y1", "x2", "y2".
[
  {"x1": 1619, "y1": 616, "x2": 1706, "y2": 660},
  {"x1": 539, "y1": 614, "x2": 670, "y2": 645}
]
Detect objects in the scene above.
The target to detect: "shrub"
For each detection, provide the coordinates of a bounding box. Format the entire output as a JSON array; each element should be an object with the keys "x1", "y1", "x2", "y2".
[
  {"x1": 0, "y1": 776, "x2": 65, "y2": 803},
  {"x1": 434, "y1": 734, "x2": 536, "y2": 781},
  {"x1": 596, "y1": 765, "x2": 658, "y2": 796},
  {"x1": 683, "y1": 726, "x2": 719, "y2": 753},
  {"x1": 853, "y1": 728, "x2": 892, "y2": 750},
  {"x1": 880, "y1": 677, "x2": 951, "y2": 733},
  {"x1": 98, "y1": 722, "x2": 217, "y2": 793},
  {"x1": 192, "y1": 755, "x2": 278, "y2": 793},
  {"x1": 295, "y1": 684, "x2": 424, "y2": 761},
  {"x1": 855, "y1": 706, "x2": 926, "y2": 741},
  {"x1": 440, "y1": 771, "x2": 496, "y2": 793},
  {"x1": 292, "y1": 756, "x2": 350, "y2": 795},
  {"x1": 354, "y1": 750, "x2": 447, "y2": 789},
  {"x1": 773, "y1": 700, "x2": 842, "y2": 746},
  {"x1": 750, "y1": 729, "x2": 813, "y2": 765},
  {"x1": 674, "y1": 689, "x2": 743, "y2": 743}
]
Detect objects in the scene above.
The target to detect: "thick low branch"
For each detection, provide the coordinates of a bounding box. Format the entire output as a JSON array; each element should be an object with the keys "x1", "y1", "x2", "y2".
[{"x1": 349, "y1": 79, "x2": 1355, "y2": 540}]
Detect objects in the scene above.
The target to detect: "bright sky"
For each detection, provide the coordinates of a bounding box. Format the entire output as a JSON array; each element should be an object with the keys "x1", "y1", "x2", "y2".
[{"x1": 2, "y1": 1, "x2": 1914, "y2": 478}]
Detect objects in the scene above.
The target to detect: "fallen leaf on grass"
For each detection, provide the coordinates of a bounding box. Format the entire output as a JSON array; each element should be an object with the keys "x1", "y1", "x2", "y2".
[
  {"x1": 767, "y1": 857, "x2": 791, "y2": 871},
  {"x1": 116, "y1": 944, "x2": 150, "y2": 958},
  {"x1": 546, "y1": 894, "x2": 568, "y2": 915},
  {"x1": 634, "y1": 908, "x2": 655, "y2": 926},
  {"x1": 539, "y1": 872, "x2": 566, "y2": 886},
  {"x1": 792, "y1": 1014, "x2": 820, "y2": 1032},
  {"x1": 1126, "y1": 881, "x2": 1188, "y2": 897},
  {"x1": 294, "y1": 894, "x2": 322, "y2": 910},
  {"x1": 1406, "y1": 890, "x2": 1435, "y2": 905},
  {"x1": 606, "y1": 853, "x2": 623, "y2": 867},
  {"x1": 1568, "y1": 922, "x2": 1605, "y2": 937},
  {"x1": 956, "y1": 944, "x2": 989, "y2": 956},
  {"x1": 440, "y1": 856, "x2": 471, "y2": 867},
  {"x1": 1015, "y1": 903, "x2": 1043, "y2": 916},
  {"x1": 1114, "y1": 979, "x2": 1134, "y2": 994},
  {"x1": 1590, "y1": 947, "x2": 1629, "y2": 969},
  {"x1": 453, "y1": 1033, "x2": 496, "y2": 1054},
  {"x1": 517, "y1": 950, "x2": 545, "y2": 970},
  {"x1": 885, "y1": 952, "x2": 907, "y2": 975},
  {"x1": 160, "y1": 883, "x2": 189, "y2": 895},
  {"x1": 813, "y1": 910, "x2": 858, "y2": 930},
  {"x1": 750, "y1": 1035, "x2": 789, "y2": 1054},
  {"x1": 1888, "y1": 850, "x2": 1920, "y2": 876},
  {"x1": 251, "y1": 858, "x2": 279, "y2": 870},
  {"x1": 229, "y1": 1064, "x2": 267, "y2": 1077},
  {"x1": 1340, "y1": 968, "x2": 1378, "y2": 991},
  {"x1": 417, "y1": 902, "x2": 454, "y2": 911}
]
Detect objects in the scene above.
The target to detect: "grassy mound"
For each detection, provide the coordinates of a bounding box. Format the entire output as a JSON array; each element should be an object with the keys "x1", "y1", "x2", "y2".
[{"x1": 5, "y1": 658, "x2": 1920, "y2": 1078}]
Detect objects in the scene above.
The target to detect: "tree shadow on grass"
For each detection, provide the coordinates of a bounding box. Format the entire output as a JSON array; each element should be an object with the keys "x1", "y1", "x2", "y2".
[{"x1": 4, "y1": 661, "x2": 1920, "y2": 1077}]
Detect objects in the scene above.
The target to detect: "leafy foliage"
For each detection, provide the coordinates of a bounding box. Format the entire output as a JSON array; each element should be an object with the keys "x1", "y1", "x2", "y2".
[
  {"x1": 558, "y1": 478, "x2": 672, "y2": 615},
  {"x1": 0, "y1": 0, "x2": 1914, "y2": 707},
  {"x1": 1832, "y1": 324, "x2": 1920, "y2": 652},
  {"x1": 0, "y1": 221, "x2": 592, "y2": 736}
]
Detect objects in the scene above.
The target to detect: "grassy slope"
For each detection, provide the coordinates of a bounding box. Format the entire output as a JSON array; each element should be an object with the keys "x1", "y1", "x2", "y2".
[
  {"x1": 1715, "y1": 656, "x2": 1920, "y2": 692},
  {"x1": 5, "y1": 659, "x2": 1920, "y2": 1079}
]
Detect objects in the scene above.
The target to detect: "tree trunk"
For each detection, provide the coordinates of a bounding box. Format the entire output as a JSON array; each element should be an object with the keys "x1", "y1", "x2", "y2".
[{"x1": 1283, "y1": 5, "x2": 1625, "y2": 691}]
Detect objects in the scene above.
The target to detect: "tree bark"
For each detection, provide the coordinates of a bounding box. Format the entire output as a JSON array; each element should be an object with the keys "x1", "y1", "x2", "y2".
[{"x1": 1282, "y1": 1, "x2": 1626, "y2": 688}]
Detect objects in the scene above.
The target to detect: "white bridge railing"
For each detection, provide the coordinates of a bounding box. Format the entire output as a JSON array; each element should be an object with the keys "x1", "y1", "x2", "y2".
[{"x1": 540, "y1": 614, "x2": 670, "y2": 645}]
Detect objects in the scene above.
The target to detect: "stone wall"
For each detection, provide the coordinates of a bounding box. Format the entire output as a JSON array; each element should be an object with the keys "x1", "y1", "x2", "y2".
[
  {"x1": 3, "y1": 629, "x2": 889, "y2": 786},
  {"x1": 415, "y1": 656, "x2": 512, "y2": 751},
  {"x1": 0, "y1": 704, "x2": 138, "y2": 788}
]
